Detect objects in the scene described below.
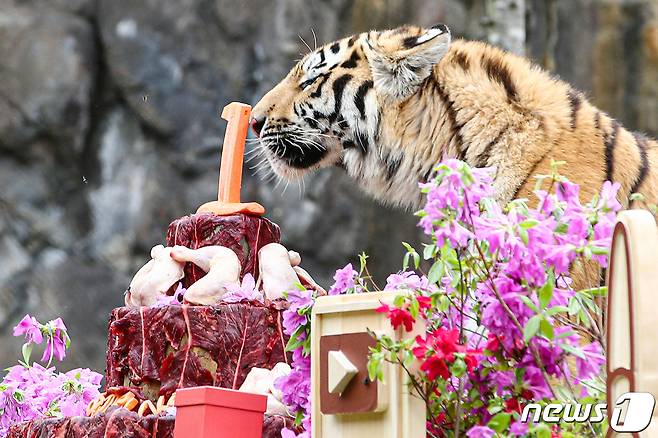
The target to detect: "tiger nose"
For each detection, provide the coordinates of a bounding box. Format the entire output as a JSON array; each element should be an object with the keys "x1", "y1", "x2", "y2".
[{"x1": 250, "y1": 116, "x2": 265, "y2": 137}]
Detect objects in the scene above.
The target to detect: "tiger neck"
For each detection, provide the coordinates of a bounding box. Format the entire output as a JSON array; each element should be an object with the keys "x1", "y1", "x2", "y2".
[{"x1": 345, "y1": 73, "x2": 459, "y2": 210}]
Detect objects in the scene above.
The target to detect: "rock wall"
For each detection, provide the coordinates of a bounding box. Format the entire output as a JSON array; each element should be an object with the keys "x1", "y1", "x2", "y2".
[{"x1": 0, "y1": 0, "x2": 656, "y2": 372}]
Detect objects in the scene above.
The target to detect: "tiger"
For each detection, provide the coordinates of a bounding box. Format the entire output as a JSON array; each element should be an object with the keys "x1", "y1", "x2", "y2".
[{"x1": 251, "y1": 24, "x2": 658, "y2": 214}]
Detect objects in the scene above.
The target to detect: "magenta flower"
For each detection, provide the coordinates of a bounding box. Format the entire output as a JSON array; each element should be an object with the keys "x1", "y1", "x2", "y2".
[
  {"x1": 466, "y1": 425, "x2": 495, "y2": 438},
  {"x1": 222, "y1": 274, "x2": 263, "y2": 303},
  {"x1": 0, "y1": 363, "x2": 103, "y2": 430},
  {"x1": 13, "y1": 315, "x2": 43, "y2": 345},
  {"x1": 556, "y1": 180, "x2": 580, "y2": 205},
  {"x1": 575, "y1": 342, "x2": 605, "y2": 381},
  {"x1": 274, "y1": 159, "x2": 615, "y2": 436},
  {"x1": 153, "y1": 283, "x2": 187, "y2": 307},
  {"x1": 598, "y1": 181, "x2": 622, "y2": 212},
  {"x1": 523, "y1": 365, "x2": 554, "y2": 399},
  {"x1": 328, "y1": 263, "x2": 358, "y2": 295},
  {"x1": 509, "y1": 421, "x2": 529, "y2": 436},
  {"x1": 41, "y1": 318, "x2": 69, "y2": 364},
  {"x1": 384, "y1": 271, "x2": 436, "y2": 293}
]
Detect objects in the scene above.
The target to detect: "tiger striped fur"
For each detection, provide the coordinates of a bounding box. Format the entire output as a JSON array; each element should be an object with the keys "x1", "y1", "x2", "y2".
[{"x1": 252, "y1": 24, "x2": 658, "y2": 212}]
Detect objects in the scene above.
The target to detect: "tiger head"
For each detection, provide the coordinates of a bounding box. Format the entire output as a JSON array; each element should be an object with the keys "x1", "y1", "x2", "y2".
[{"x1": 251, "y1": 24, "x2": 451, "y2": 204}]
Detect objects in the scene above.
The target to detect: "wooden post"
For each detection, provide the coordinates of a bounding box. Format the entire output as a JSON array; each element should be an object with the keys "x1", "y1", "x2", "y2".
[
  {"x1": 311, "y1": 291, "x2": 425, "y2": 437},
  {"x1": 196, "y1": 102, "x2": 265, "y2": 216},
  {"x1": 606, "y1": 210, "x2": 658, "y2": 436}
]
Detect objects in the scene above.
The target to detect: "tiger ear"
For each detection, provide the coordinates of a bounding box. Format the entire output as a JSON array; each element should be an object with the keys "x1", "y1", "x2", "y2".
[{"x1": 363, "y1": 24, "x2": 451, "y2": 100}]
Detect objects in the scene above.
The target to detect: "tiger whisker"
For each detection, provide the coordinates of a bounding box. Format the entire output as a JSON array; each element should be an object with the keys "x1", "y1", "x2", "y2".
[
  {"x1": 298, "y1": 34, "x2": 312, "y2": 54},
  {"x1": 310, "y1": 27, "x2": 317, "y2": 50}
]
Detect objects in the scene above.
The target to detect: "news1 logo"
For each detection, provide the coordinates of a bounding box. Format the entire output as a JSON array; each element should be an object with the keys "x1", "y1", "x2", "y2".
[
  {"x1": 520, "y1": 392, "x2": 656, "y2": 433},
  {"x1": 609, "y1": 392, "x2": 655, "y2": 433}
]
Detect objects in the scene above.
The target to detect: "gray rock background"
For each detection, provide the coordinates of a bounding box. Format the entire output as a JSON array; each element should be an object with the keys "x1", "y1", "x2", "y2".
[{"x1": 0, "y1": 0, "x2": 656, "y2": 373}]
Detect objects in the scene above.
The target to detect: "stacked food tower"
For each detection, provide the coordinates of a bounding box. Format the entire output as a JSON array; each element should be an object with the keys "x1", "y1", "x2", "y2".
[{"x1": 8, "y1": 103, "x2": 321, "y2": 438}]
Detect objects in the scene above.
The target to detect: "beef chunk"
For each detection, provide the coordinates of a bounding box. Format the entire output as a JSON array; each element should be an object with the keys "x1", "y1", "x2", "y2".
[{"x1": 106, "y1": 303, "x2": 289, "y2": 399}]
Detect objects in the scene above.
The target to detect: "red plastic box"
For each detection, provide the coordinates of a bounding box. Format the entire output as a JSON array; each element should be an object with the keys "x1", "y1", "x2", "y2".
[{"x1": 174, "y1": 386, "x2": 267, "y2": 438}]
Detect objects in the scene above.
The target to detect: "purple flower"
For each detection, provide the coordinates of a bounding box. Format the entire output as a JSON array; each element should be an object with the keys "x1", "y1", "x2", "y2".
[
  {"x1": 556, "y1": 180, "x2": 580, "y2": 205},
  {"x1": 13, "y1": 315, "x2": 43, "y2": 345},
  {"x1": 466, "y1": 425, "x2": 495, "y2": 438},
  {"x1": 384, "y1": 271, "x2": 436, "y2": 293},
  {"x1": 543, "y1": 244, "x2": 575, "y2": 275},
  {"x1": 328, "y1": 263, "x2": 358, "y2": 295},
  {"x1": 509, "y1": 420, "x2": 529, "y2": 436},
  {"x1": 153, "y1": 283, "x2": 187, "y2": 307},
  {"x1": 41, "y1": 318, "x2": 69, "y2": 363},
  {"x1": 58, "y1": 368, "x2": 103, "y2": 417},
  {"x1": 490, "y1": 370, "x2": 515, "y2": 395},
  {"x1": 434, "y1": 220, "x2": 474, "y2": 248},
  {"x1": 274, "y1": 367, "x2": 310, "y2": 412},
  {"x1": 575, "y1": 342, "x2": 605, "y2": 381},
  {"x1": 222, "y1": 274, "x2": 263, "y2": 304},
  {"x1": 282, "y1": 288, "x2": 314, "y2": 337},
  {"x1": 0, "y1": 364, "x2": 102, "y2": 434},
  {"x1": 281, "y1": 429, "x2": 310, "y2": 438},
  {"x1": 598, "y1": 181, "x2": 622, "y2": 212},
  {"x1": 523, "y1": 365, "x2": 553, "y2": 400}
]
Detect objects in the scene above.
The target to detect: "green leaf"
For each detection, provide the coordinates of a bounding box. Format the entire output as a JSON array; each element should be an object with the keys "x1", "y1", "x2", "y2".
[
  {"x1": 367, "y1": 351, "x2": 385, "y2": 383},
  {"x1": 538, "y1": 271, "x2": 555, "y2": 309},
  {"x1": 519, "y1": 227, "x2": 529, "y2": 245},
  {"x1": 524, "y1": 315, "x2": 542, "y2": 343},
  {"x1": 401, "y1": 241, "x2": 420, "y2": 270},
  {"x1": 401, "y1": 241, "x2": 415, "y2": 254},
  {"x1": 451, "y1": 357, "x2": 467, "y2": 377},
  {"x1": 403, "y1": 253, "x2": 410, "y2": 270},
  {"x1": 285, "y1": 325, "x2": 308, "y2": 352},
  {"x1": 409, "y1": 298, "x2": 420, "y2": 319},
  {"x1": 590, "y1": 246, "x2": 609, "y2": 255},
  {"x1": 423, "y1": 244, "x2": 436, "y2": 260},
  {"x1": 294, "y1": 410, "x2": 305, "y2": 426},
  {"x1": 487, "y1": 412, "x2": 511, "y2": 433},
  {"x1": 629, "y1": 192, "x2": 645, "y2": 202},
  {"x1": 579, "y1": 286, "x2": 607, "y2": 297},
  {"x1": 560, "y1": 343, "x2": 586, "y2": 359},
  {"x1": 359, "y1": 252, "x2": 369, "y2": 274},
  {"x1": 12, "y1": 389, "x2": 25, "y2": 402},
  {"x1": 554, "y1": 222, "x2": 568, "y2": 234},
  {"x1": 520, "y1": 219, "x2": 539, "y2": 229},
  {"x1": 427, "y1": 261, "x2": 444, "y2": 284},
  {"x1": 21, "y1": 343, "x2": 33, "y2": 365},
  {"x1": 545, "y1": 306, "x2": 569, "y2": 316},
  {"x1": 438, "y1": 295, "x2": 450, "y2": 312},
  {"x1": 567, "y1": 297, "x2": 580, "y2": 316},
  {"x1": 394, "y1": 294, "x2": 405, "y2": 308},
  {"x1": 539, "y1": 319, "x2": 554, "y2": 340},
  {"x1": 534, "y1": 423, "x2": 551, "y2": 438}
]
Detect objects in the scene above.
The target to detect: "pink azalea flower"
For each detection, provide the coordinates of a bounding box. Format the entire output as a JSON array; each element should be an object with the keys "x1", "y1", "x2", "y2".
[
  {"x1": 222, "y1": 274, "x2": 263, "y2": 303},
  {"x1": 510, "y1": 420, "x2": 529, "y2": 436},
  {"x1": 556, "y1": 180, "x2": 580, "y2": 205},
  {"x1": 13, "y1": 315, "x2": 43, "y2": 345},
  {"x1": 598, "y1": 181, "x2": 622, "y2": 212},
  {"x1": 466, "y1": 425, "x2": 495, "y2": 438},
  {"x1": 575, "y1": 342, "x2": 605, "y2": 380},
  {"x1": 384, "y1": 271, "x2": 436, "y2": 293},
  {"x1": 153, "y1": 283, "x2": 187, "y2": 306},
  {"x1": 328, "y1": 263, "x2": 358, "y2": 295},
  {"x1": 41, "y1": 318, "x2": 68, "y2": 363}
]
